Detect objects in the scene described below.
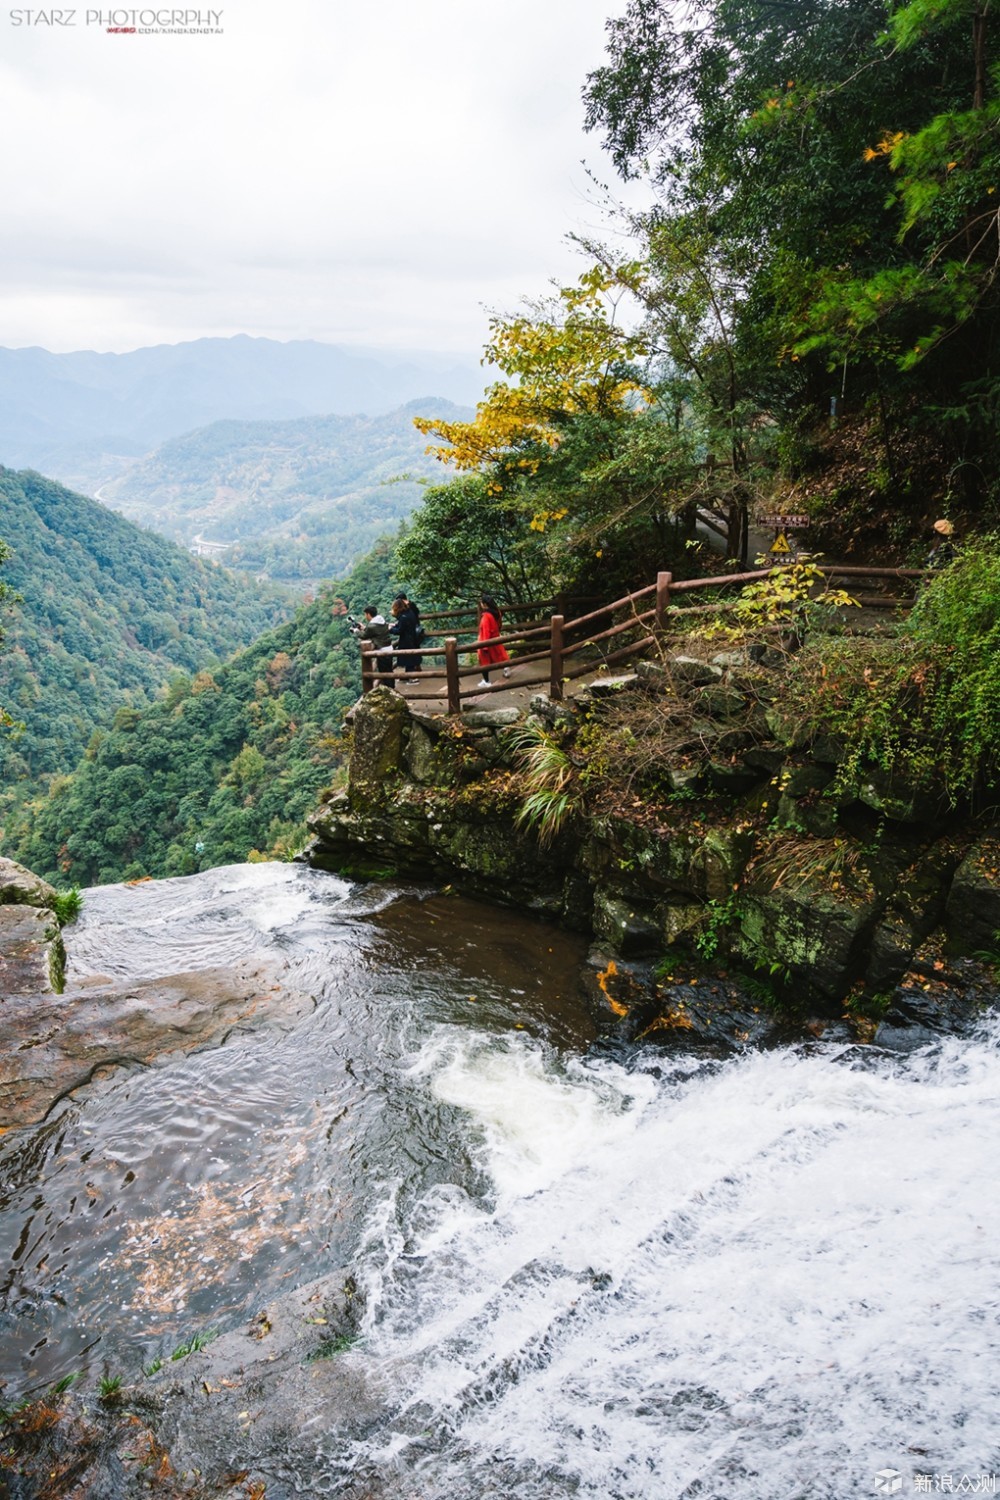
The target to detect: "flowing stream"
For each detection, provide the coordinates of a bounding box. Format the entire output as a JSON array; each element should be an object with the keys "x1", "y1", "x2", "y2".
[{"x1": 1, "y1": 862, "x2": 999, "y2": 1498}]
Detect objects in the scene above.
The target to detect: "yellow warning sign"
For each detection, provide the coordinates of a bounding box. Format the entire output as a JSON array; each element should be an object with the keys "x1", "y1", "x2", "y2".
[{"x1": 770, "y1": 531, "x2": 792, "y2": 555}]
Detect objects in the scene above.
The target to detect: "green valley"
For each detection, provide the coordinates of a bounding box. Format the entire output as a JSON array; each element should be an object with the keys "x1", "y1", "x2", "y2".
[
  {"x1": 0, "y1": 466, "x2": 294, "y2": 818},
  {"x1": 4, "y1": 542, "x2": 396, "y2": 886},
  {"x1": 98, "y1": 400, "x2": 469, "y2": 584}
]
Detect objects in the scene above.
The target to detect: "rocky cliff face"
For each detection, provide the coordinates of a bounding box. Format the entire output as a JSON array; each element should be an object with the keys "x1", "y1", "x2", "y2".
[
  {"x1": 0, "y1": 857, "x2": 66, "y2": 998},
  {"x1": 306, "y1": 671, "x2": 1000, "y2": 1033}
]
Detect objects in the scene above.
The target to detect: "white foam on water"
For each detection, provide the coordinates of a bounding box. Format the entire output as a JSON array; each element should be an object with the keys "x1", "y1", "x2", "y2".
[
  {"x1": 351, "y1": 1023, "x2": 1000, "y2": 1498},
  {"x1": 65, "y1": 862, "x2": 353, "y2": 978},
  {"x1": 409, "y1": 1030, "x2": 659, "y2": 1202}
]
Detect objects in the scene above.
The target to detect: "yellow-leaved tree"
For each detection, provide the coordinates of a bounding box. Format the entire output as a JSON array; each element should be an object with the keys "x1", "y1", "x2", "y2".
[
  {"x1": 414, "y1": 266, "x2": 652, "y2": 504},
  {"x1": 402, "y1": 267, "x2": 702, "y2": 601}
]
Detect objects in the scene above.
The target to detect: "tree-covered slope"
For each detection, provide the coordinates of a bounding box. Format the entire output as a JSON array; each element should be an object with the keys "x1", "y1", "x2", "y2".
[
  {"x1": 0, "y1": 466, "x2": 294, "y2": 793},
  {"x1": 5, "y1": 542, "x2": 397, "y2": 886},
  {"x1": 98, "y1": 400, "x2": 468, "y2": 583}
]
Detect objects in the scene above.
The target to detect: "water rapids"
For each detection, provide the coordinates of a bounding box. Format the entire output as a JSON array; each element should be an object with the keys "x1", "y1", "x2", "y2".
[{"x1": 1, "y1": 861, "x2": 998, "y2": 1498}]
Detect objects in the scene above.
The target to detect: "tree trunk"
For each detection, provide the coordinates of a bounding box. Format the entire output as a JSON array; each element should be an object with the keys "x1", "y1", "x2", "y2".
[{"x1": 973, "y1": 5, "x2": 988, "y2": 110}]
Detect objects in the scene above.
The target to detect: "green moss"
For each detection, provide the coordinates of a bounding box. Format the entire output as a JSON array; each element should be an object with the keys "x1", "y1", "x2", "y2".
[
  {"x1": 332, "y1": 860, "x2": 398, "y2": 882},
  {"x1": 48, "y1": 931, "x2": 66, "y2": 994}
]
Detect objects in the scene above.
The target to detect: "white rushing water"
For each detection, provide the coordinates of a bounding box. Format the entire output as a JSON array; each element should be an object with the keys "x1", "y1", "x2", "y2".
[{"x1": 345, "y1": 1023, "x2": 1000, "y2": 1499}]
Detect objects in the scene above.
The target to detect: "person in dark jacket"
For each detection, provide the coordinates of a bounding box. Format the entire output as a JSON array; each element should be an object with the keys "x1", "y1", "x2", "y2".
[
  {"x1": 390, "y1": 594, "x2": 422, "y2": 679},
  {"x1": 396, "y1": 590, "x2": 421, "y2": 626},
  {"x1": 353, "y1": 606, "x2": 395, "y2": 684}
]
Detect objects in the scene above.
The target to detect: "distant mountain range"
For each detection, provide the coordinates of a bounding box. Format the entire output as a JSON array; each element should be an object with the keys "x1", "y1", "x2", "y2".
[
  {"x1": 98, "y1": 398, "x2": 468, "y2": 583},
  {"x1": 0, "y1": 335, "x2": 484, "y2": 492}
]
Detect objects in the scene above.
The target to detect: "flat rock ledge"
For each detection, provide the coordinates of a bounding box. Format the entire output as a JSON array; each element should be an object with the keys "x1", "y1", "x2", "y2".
[{"x1": 0, "y1": 959, "x2": 309, "y2": 1130}]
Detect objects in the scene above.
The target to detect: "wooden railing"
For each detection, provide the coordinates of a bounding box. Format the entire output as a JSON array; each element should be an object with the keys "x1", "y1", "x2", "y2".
[{"x1": 361, "y1": 565, "x2": 926, "y2": 714}]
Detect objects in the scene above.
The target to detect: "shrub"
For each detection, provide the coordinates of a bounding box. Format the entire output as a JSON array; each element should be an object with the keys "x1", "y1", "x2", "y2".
[{"x1": 788, "y1": 534, "x2": 1000, "y2": 804}]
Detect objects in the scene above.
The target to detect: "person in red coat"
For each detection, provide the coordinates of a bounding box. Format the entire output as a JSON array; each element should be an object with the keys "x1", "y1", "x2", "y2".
[{"x1": 475, "y1": 594, "x2": 511, "y2": 688}]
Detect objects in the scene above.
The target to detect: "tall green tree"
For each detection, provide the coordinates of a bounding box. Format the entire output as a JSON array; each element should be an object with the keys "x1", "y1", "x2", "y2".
[
  {"x1": 583, "y1": 0, "x2": 1000, "y2": 514},
  {"x1": 0, "y1": 537, "x2": 20, "y2": 734}
]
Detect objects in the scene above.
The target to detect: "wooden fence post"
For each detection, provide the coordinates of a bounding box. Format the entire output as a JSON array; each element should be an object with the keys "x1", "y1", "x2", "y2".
[
  {"x1": 550, "y1": 614, "x2": 564, "y2": 701},
  {"x1": 361, "y1": 642, "x2": 374, "y2": 693},
  {"x1": 444, "y1": 637, "x2": 461, "y2": 714},
  {"x1": 656, "y1": 571, "x2": 673, "y2": 629}
]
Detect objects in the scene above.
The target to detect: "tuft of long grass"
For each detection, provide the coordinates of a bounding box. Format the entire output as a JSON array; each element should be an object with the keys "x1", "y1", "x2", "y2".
[
  {"x1": 50, "y1": 887, "x2": 82, "y2": 926},
  {"x1": 507, "y1": 723, "x2": 579, "y2": 847},
  {"x1": 170, "y1": 1329, "x2": 217, "y2": 1361}
]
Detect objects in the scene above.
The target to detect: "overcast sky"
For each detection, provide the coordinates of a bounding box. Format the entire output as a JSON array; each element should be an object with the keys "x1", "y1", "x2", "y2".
[{"x1": 0, "y1": 0, "x2": 646, "y2": 359}]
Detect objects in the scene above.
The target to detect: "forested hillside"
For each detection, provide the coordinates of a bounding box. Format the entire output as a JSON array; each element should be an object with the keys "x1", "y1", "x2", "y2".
[
  {"x1": 401, "y1": 0, "x2": 1000, "y2": 605},
  {"x1": 0, "y1": 466, "x2": 293, "y2": 804},
  {"x1": 98, "y1": 400, "x2": 468, "y2": 583},
  {"x1": 5, "y1": 543, "x2": 397, "y2": 885}
]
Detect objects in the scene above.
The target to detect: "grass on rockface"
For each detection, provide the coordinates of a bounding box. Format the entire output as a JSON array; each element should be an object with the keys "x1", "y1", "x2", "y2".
[
  {"x1": 507, "y1": 721, "x2": 582, "y2": 848},
  {"x1": 746, "y1": 831, "x2": 873, "y2": 900},
  {"x1": 50, "y1": 887, "x2": 82, "y2": 926},
  {"x1": 170, "y1": 1329, "x2": 217, "y2": 1361},
  {"x1": 142, "y1": 1327, "x2": 218, "y2": 1379},
  {"x1": 96, "y1": 1374, "x2": 124, "y2": 1405},
  {"x1": 305, "y1": 1332, "x2": 361, "y2": 1362}
]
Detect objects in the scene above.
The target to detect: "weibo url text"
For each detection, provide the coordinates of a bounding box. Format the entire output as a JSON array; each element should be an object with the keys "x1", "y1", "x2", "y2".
[{"x1": 9, "y1": 9, "x2": 223, "y2": 25}]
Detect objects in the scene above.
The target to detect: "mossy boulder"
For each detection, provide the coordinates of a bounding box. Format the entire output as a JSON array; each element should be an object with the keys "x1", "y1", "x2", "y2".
[
  {"x1": 592, "y1": 892, "x2": 661, "y2": 956},
  {"x1": 671, "y1": 656, "x2": 723, "y2": 686},
  {"x1": 689, "y1": 825, "x2": 756, "y2": 900},
  {"x1": 736, "y1": 881, "x2": 882, "y2": 1005},
  {"x1": 657, "y1": 902, "x2": 705, "y2": 948},
  {"x1": 866, "y1": 839, "x2": 961, "y2": 989},
  {"x1": 855, "y1": 771, "x2": 940, "y2": 824},
  {"x1": 0, "y1": 857, "x2": 57, "y2": 910},
  {"x1": 404, "y1": 721, "x2": 440, "y2": 784},
  {"x1": 581, "y1": 816, "x2": 701, "y2": 894},
  {"x1": 773, "y1": 765, "x2": 837, "y2": 835},
  {"x1": 698, "y1": 684, "x2": 747, "y2": 719},
  {"x1": 946, "y1": 831, "x2": 1000, "y2": 952},
  {"x1": 347, "y1": 686, "x2": 410, "y2": 804}
]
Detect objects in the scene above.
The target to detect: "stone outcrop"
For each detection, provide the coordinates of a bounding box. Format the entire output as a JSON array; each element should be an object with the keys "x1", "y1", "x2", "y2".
[
  {"x1": 0, "y1": 904, "x2": 65, "y2": 998},
  {"x1": 0, "y1": 857, "x2": 67, "y2": 998},
  {"x1": 945, "y1": 832, "x2": 1000, "y2": 953},
  {"x1": 0, "y1": 856, "x2": 58, "y2": 910},
  {"x1": 305, "y1": 675, "x2": 1000, "y2": 1019}
]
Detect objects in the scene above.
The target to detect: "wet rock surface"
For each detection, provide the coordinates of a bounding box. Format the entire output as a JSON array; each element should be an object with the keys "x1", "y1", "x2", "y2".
[
  {"x1": 583, "y1": 940, "x2": 995, "y2": 1057},
  {"x1": 151, "y1": 1273, "x2": 375, "y2": 1498},
  {"x1": 584, "y1": 950, "x2": 790, "y2": 1051},
  {"x1": 0, "y1": 1268, "x2": 375, "y2": 1500},
  {"x1": 0, "y1": 904, "x2": 64, "y2": 999},
  {"x1": 0, "y1": 960, "x2": 309, "y2": 1129}
]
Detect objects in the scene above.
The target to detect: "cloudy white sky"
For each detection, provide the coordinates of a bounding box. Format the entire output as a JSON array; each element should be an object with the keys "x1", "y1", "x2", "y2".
[{"x1": 1, "y1": 0, "x2": 646, "y2": 359}]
